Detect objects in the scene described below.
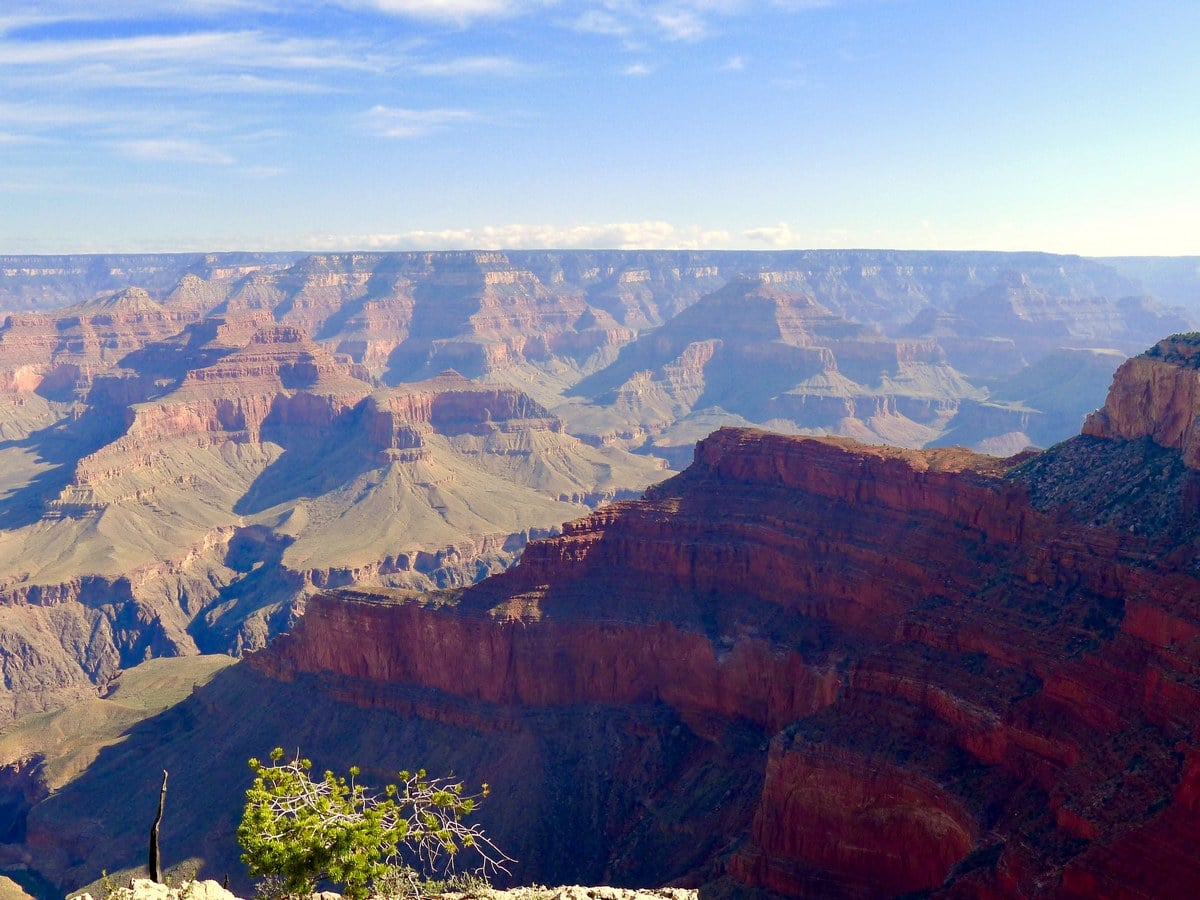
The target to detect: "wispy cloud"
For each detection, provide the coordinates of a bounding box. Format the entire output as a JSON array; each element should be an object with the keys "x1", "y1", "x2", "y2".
[
  {"x1": 0, "y1": 14, "x2": 63, "y2": 37},
  {"x1": 412, "y1": 55, "x2": 529, "y2": 76},
  {"x1": 653, "y1": 9, "x2": 708, "y2": 41},
  {"x1": 0, "y1": 100, "x2": 152, "y2": 130},
  {"x1": 5, "y1": 0, "x2": 530, "y2": 27},
  {"x1": 0, "y1": 131, "x2": 50, "y2": 144},
  {"x1": 2, "y1": 31, "x2": 229, "y2": 65},
  {"x1": 363, "y1": 105, "x2": 478, "y2": 138},
  {"x1": 572, "y1": 8, "x2": 630, "y2": 36},
  {"x1": 343, "y1": 0, "x2": 543, "y2": 23},
  {"x1": 721, "y1": 54, "x2": 745, "y2": 71},
  {"x1": 12, "y1": 0, "x2": 837, "y2": 36},
  {"x1": 568, "y1": 1, "x2": 831, "y2": 45},
  {"x1": 743, "y1": 222, "x2": 797, "y2": 247},
  {"x1": 769, "y1": 0, "x2": 837, "y2": 9},
  {"x1": 0, "y1": 30, "x2": 371, "y2": 71},
  {"x1": 622, "y1": 62, "x2": 653, "y2": 76},
  {"x1": 298, "y1": 221, "x2": 738, "y2": 250},
  {"x1": 240, "y1": 164, "x2": 287, "y2": 177},
  {"x1": 27, "y1": 64, "x2": 339, "y2": 95},
  {"x1": 117, "y1": 138, "x2": 234, "y2": 164},
  {"x1": 2, "y1": 1, "x2": 292, "y2": 23}
]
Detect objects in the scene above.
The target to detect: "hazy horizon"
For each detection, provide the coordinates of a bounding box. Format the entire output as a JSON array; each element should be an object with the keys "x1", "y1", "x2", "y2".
[{"x1": 0, "y1": 247, "x2": 1198, "y2": 262}]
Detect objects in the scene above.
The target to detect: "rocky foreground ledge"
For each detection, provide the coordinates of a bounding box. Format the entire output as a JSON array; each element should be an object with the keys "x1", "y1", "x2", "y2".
[{"x1": 70, "y1": 880, "x2": 698, "y2": 900}]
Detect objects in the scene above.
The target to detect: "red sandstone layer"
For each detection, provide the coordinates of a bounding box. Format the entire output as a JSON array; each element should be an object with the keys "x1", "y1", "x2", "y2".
[
  {"x1": 1083, "y1": 337, "x2": 1200, "y2": 467},
  {"x1": 250, "y1": 423, "x2": 1200, "y2": 897}
]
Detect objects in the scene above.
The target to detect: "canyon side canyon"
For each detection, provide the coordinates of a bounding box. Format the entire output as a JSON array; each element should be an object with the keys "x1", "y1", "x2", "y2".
[
  {"x1": 3, "y1": 328, "x2": 1200, "y2": 897},
  {"x1": 0, "y1": 250, "x2": 1190, "y2": 722},
  {"x1": 1, "y1": 251, "x2": 1199, "y2": 897}
]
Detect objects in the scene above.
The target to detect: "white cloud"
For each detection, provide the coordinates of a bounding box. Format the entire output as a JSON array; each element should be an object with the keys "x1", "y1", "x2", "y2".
[
  {"x1": 0, "y1": 100, "x2": 142, "y2": 129},
  {"x1": 721, "y1": 54, "x2": 744, "y2": 70},
  {"x1": 36, "y1": 64, "x2": 338, "y2": 95},
  {"x1": 9, "y1": 0, "x2": 837, "y2": 36},
  {"x1": 363, "y1": 105, "x2": 478, "y2": 138},
  {"x1": 0, "y1": 26, "x2": 383, "y2": 143},
  {"x1": 2, "y1": 1, "x2": 290, "y2": 21},
  {"x1": 0, "y1": 14, "x2": 61, "y2": 36},
  {"x1": 0, "y1": 30, "x2": 371, "y2": 71},
  {"x1": 240, "y1": 164, "x2": 287, "y2": 177},
  {"x1": 5, "y1": 0, "x2": 521, "y2": 25},
  {"x1": 743, "y1": 222, "x2": 798, "y2": 247},
  {"x1": 770, "y1": 0, "x2": 836, "y2": 9},
  {"x1": 342, "y1": 0, "x2": 542, "y2": 23},
  {"x1": 622, "y1": 62, "x2": 653, "y2": 76},
  {"x1": 118, "y1": 138, "x2": 234, "y2": 164},
  {"x1": 412, "y1": 55, "x2": 528, "y2": 76},
  {"x1": 568, "y1": 1, "x2": 835, "y2": 46},
  {"x1": 654, "y1": 9, "x2": 708, "y2": 41},
  {"x1": 2, "y1": 31, "x2": 236, "y2": 66},
  {"x1": 182, "y1": 0, "x2": 284, "y2": 9},
  {"x1": 571, "y1": 8, "x2": 629, "y2": 36},
  {"x1": 297, "y1": 221, "x2": 738, "y2": 251},
  {"x1": 0, "y1": 131, "x2": 49, "y2": 144}
]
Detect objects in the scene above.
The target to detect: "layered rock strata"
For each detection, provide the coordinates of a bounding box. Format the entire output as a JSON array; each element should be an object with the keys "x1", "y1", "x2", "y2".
[
  {"x1": 2, "y1": 250, "x2": 1179, "y2": 454},
  {"x1": 2, "y1": 264, "x2": 1199, "y2": 892},
  {"x1": 1083, "y1": 332, "x2": 1200, "y2": 466},
  {"x1": 241, "y1": 411, "x2": 1200, "y2": 897},
  {"x1": 0, "y1": 315, "x2": 662, "y2": 721},
  {"x1": 19, "y1": 334, "x2": 1200, "y2": 895},
  {"x1": 565, "y1": 275, "x2": 982, "y2": 454}
]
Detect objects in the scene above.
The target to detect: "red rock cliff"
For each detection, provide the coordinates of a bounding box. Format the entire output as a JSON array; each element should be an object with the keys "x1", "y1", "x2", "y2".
[
  {"x1": 1083, "y1": 333, "x2": 1200, "y2": 467},
  {"x1": 250, "y1": 416, "x2": 1200, "y2": 897}
]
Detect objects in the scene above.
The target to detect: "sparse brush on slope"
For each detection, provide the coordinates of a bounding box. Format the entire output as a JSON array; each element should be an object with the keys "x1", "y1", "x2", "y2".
[{"x1": 237, "y1": 748, "x2": 512, "y2": 900}]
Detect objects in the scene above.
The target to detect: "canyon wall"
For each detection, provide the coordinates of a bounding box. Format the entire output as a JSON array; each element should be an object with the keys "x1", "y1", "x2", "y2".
[
  {"x1": 1, "y1": 250, "x2": 1184, "y2": 456},
  {"x1": 1083, "y1": 333, "x2": 1200, "y2": 467},
  {"x1": 0, "y1": 310, "x2": 662, "y2": 721},
  {"x1": 238, "y1": 419, "x2": 1200, "y2": 896},
  {"x1": 14, "y1": 335, "x2": 1200, "y2": 895},
  {"x1": 1, "y1": 258, "x2": 1198, "y2": 895},
  {"x1": 2, "y1": 249, "x2": 1182, "y2": 727}
]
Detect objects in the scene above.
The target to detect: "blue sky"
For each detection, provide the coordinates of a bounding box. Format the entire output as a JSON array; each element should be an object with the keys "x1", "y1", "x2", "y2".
[{"x1": 1, "y1": 1, "x2": 1196, "y2": 255}]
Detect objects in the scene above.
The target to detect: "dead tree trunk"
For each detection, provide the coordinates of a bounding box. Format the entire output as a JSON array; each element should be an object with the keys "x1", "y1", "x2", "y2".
[{"x1": 149, "y1": 770, "x2": 168, "y2": 883}]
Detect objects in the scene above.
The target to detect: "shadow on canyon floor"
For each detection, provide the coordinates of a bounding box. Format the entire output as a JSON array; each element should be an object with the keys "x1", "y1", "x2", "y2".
[
  {"x1": 0, "y1": 404, "x2": 130, "y2": 530},
  {"x1": 24, "y1": 662, "x2": 769, "y2": 899}
]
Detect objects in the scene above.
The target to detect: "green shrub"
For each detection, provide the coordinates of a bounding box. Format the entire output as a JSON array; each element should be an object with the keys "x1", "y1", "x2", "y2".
[{"x1": 237, "y1": 748, "x2": 510, "y2": 899}]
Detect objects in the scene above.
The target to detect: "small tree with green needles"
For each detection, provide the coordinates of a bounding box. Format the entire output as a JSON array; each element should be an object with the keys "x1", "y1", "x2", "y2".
[{"x1": 237, "y1": 748, "x2": 511, "y2": 899}]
